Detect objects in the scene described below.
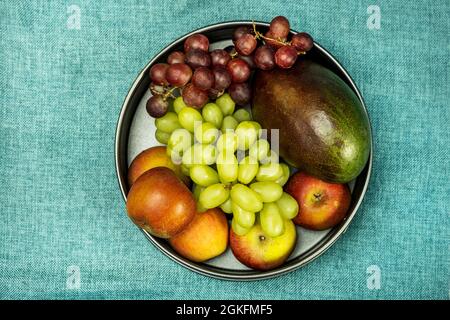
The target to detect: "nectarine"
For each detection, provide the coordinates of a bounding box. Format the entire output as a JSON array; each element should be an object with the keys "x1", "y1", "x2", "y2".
[
  {"x1": 169, "y1": 208, "x2": 228, "y2": 262},
  {"x1": 127, "y1": 146, "x2": 190, "y2": 187}
]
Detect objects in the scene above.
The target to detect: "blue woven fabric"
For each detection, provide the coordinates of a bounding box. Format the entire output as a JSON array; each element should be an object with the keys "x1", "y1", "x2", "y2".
[{"x1": 0, "y1": 0, "x2": 448, "y2": 299}]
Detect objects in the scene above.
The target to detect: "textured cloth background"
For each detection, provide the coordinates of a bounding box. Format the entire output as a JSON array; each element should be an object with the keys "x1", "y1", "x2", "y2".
[{"x1": 0, "y1": 0, "x2": 448, "y2": 299}]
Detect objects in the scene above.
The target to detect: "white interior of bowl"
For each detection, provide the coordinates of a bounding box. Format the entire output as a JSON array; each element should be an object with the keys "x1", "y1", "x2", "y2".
[{"x1": 127, "y1": 39, "x2": 355, "y2": 271}]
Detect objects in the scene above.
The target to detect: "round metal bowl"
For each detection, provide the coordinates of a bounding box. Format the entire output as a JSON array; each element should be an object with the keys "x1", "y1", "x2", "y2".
[{"x1": 115, "y1": 21, "x2": 373, "y2": 281}]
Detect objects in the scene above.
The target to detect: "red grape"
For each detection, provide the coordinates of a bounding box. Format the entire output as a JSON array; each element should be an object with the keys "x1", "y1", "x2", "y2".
[
  {"x1": 269, "y1": 16, "x2": 290, "y2": 39},
  {"x1": 192, "y1": 67, "x2": 215, "y2": 91},
  {"x1": 185, "y1": 49, "x2": 211, "y2": 69},
  {"x1": 165, "y1": 63, "x2": 192, "y2": 87},
  {"x1": 210, "y1": 49, "x2": 231, "y2": 67},
  {"x1": 274, "y1": 45, "x2": 298, "y2": 69},
  {"x1": 225, "y1": 45, "x2": 255, "y2": 68},
  {"x1": 233, "y1": 26, "x2": 252, "y2": 43},
  {"x1": 228, "y1": 82, "x2": 251, "y2": 106},
  {"x1": 184, "y1": 34, "x2": 209, "y2": 52},
  {"x1": 212, "y1": 66, "x2": 232, "y2": 91},
  {"x1": 182, "y1": 83, "x2": 208, "y2": 109},
  {"x1": 167, "y1": 51, "x2": 185, "y2": 64},
  {"x1": 149, "y1": 63, "x2": 169, "y2": 85},
  {"x1": 235, "y1": 33, "x2": 257, "y2": 56},
  {"x1": 146, "y1": 95, "x2": 169, "y2": 118},
  {"x1": 227, "y1": 58, "x2": 251, "y2": 83},
  {"x1": 291, "y1": 32, "x2": 314, "y2": 52},
  {"x1": 254, "y1": 45, "x2": 275, "y2": 70},
  {"x1": 264, "y1": 31, "x2": 286, "y2": 49}
]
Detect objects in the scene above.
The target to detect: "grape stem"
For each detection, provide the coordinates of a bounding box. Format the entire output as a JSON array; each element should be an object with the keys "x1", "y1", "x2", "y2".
[
  {"x1": 163, "y1": 86, "x2": 178, "y2": 100},
  {"x1": 252, "y1": 21, "x2": 289, "y2": 46},
  {"x1": 252, "y1": 21, "x2": 307, "y2": 56},
  {"x1": 150, "y1": 83, "x2": 179, "y2": 100}
]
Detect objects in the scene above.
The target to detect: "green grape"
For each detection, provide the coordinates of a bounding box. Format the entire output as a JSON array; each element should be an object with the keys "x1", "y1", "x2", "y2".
[
  {"x1": 231, "y1": 202, "x2": 255, "y2": 228},
  {"x1": 197, "y1": 201, "x2": 208, "y2": 212},
  {"x1": 216, "y1": 132, "x2": 238, "y2": 154},
  {"x1": 260, "y1": 151, "x2": 280, "y2": 165},
  {"x1": 166, "y1": 147, "x2": 182, "y2": 164},
  {"x1": 167, "y1": 128, "x2": 193, "y2": 154},
  {"x1": 192, "y1": 184, "x2": 205, "y2": 201},
  {"x1": 256, "y1": 163, "x2": 283, "y2": 181},
  {"x1": 274, "y1": 163, "x2": 290, "y2": 186},
  {"x1": 230, "y1": 184, "x2": 263, "y2": 212},
  {"x1": 249, "y1": 139, "x2": 270, "y2": 161},
  {"x1": 276, "y1": 192, "x2": 299, "y2": 219},
  {"x1": 216, "y1": 152, "x2": 238, "y2": 183},
  {"x1": 190, "y1": 165, "x2": 219, "y2": 187},
  {"x1": 155, "y1": 112, "x2": 181, "y2": 133},
  {"x1": 215, "y1": 93, "x2": 235, "y2": 116},
  {"x1": 181, "y1": 146, "x2": 195, "y2": 167},
  {"x1": 250, "y1": 181, "x2": 283, "y2": 203},
  {"x1": 235, "y1": 121, "x2": 258, "y2": 150},
  {"x1": 231, "y1": 218, "x2": 251, "y2": 236},
  {"x1": 173, "y1": 96, "x2": 187, "y2": 114},
  {"x1": 199, "y1": 183, "x2": 229, "y2": 209},
  {"x1": 202, "y1": 103, "x2": 223, "y2": 128},
  {"x1": 194, "y1": 122, "x2": 219, "y2": 144},
  {"x1": 155, "y1": 129, "x2": 170, "y2": 144},
  {"x1": 260, "y1": 203, "x2": 285, "y2": 237},
  {"x1": 221, "y1": 116, "x2": 238, "y2": 133},
  {"x1": 249, "y1": 121, "x2": 262, "y2": 138},
  {"x1": 184, "y1": 143, "x2": 217, "y2": 166},
  {"x1": 181, "y1": 163, "x2": 190, "y2": 176},
  {"x1": 233, "y1": 109, "x2": 251, "y2": 122},
  {"x1": 238, "y1": 156, "x2": 259, "y2": 184},
  {"x1": 220, "y1": 197, "x2": 233, "y2": 214},
  {"x1": 178, "y1": 107, "x2": 203, "y2": 132},
  {"x1": 199, "y1": 144, "x2": 217, "y2": 165}
]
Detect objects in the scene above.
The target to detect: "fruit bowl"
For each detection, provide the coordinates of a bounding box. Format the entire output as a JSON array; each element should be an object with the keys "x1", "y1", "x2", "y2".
[{"x1": 115, "y1": 21, "x2": 372, "y2": 280}]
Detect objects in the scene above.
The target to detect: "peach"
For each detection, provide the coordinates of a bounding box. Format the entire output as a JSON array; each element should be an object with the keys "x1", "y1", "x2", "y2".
[{"x1": 169, "y1": 208, "x2": 228, "y2": 262}]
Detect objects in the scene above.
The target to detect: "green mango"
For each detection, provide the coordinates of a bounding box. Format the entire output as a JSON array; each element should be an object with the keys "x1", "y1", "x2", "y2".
[{"x1": 252, "y1": 60, "x2": 371, "y2": 183}]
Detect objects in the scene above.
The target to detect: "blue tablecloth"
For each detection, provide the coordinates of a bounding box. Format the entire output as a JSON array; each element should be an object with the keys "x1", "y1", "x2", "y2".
[{"x1": 0, "y1": 0, "x2": 448, "y2": 299}]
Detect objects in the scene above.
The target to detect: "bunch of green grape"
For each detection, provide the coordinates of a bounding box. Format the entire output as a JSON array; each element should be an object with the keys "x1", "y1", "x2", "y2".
[{"x1": 154, "y1": 93, "x2": 299, "y2": 237}]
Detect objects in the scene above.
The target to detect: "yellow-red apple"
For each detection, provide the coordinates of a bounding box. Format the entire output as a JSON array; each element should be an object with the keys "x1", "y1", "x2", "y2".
[
  {"x1": 229, "y1": 219, "x2": 296, "y2": 270},
  {"x1": 285, "y1": 172, "x2": 351, "y2": 230}
]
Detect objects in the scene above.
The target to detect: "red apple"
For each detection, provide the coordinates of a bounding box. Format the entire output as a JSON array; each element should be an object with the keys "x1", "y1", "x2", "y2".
[
  {"x1": 169, "y1": 208, "x2": 228, "y2": 262},
  {"x1": 229, "y1": 220, "x2": 297, "y2": 270},
  {"x1": 285, "y1": 172, "x2": 351, "y2": 230},
  {"x1": 126, "y1": 167, "x2": 196, "y2": 238}
]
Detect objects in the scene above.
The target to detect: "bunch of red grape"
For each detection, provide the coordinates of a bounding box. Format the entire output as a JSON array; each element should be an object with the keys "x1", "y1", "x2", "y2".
[{"x1": 146, "y1": 16, "x2": 313, "y2": 119}]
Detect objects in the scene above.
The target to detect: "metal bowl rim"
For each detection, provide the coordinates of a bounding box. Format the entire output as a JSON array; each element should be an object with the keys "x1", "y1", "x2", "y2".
[{"x1": 114, "y1": 20, "x2": 373, "y2": 281}]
